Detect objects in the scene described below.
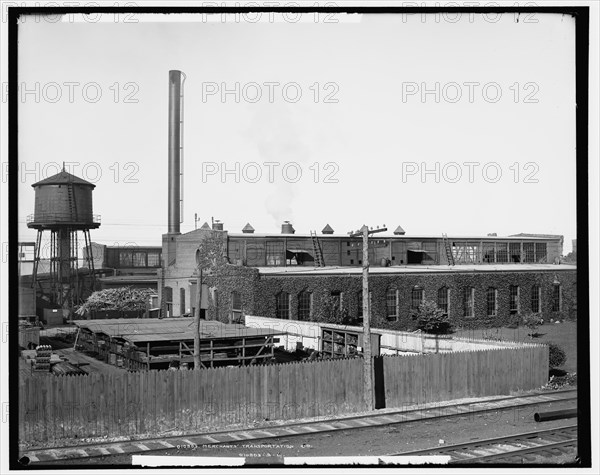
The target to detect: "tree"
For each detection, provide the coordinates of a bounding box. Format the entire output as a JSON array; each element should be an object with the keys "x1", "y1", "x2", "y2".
[
  {"x1": 413, "y1": 299, "x2": 452, "y2": 335},
  {"x1": 193, "y1": 231, "x2": 227, "y2": 369}
]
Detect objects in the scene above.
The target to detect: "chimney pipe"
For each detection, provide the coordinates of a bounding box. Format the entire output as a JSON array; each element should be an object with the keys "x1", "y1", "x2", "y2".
[
  {"x1": 168, "y1": 70, "x2": 185, "y2": 234},
  {"x1": 281, "y1": 221, "x2": 295, "y2": 234}
]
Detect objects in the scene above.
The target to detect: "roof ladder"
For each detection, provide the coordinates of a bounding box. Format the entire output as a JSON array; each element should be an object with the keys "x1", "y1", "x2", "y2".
[
  {"x1": 310, "y1": 231, "x2": 325, "y2": 267},
  {"x1": 442, "y1": 233, "x2": 455, "y2": 266}
]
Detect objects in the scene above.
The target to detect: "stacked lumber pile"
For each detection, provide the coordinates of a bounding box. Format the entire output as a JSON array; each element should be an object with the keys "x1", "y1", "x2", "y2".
[
  {"x1": 51, "y1": 362, "x2": 87, "y2": 376},
  {"x1": 32, "y1": 345, "x2": 52, "y2": 372}
]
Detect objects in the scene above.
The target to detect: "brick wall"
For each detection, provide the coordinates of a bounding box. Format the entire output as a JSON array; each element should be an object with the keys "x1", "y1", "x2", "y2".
[{"x1": 205, "y1": 266, "x2": 577, "y2": 330}]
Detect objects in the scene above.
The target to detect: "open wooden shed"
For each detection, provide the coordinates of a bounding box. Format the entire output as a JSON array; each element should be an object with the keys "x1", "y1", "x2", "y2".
[{"x1": 73, "y1": 318, "x2": 284, "y2": 370}]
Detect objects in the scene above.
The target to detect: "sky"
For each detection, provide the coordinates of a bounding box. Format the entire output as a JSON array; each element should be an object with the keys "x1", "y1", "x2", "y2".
[{"x1": 15, "y1": 11, "x2": 578, "y2": 253}]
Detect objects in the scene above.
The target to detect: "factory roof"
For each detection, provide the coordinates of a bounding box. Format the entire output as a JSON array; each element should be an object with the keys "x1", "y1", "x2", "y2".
[
  {"x1": 32, "y1": 170, "x2": 96, "y2": 188},
  {"x1": 97, "y1": 274, "x2": 159, "y2": 284},
  {"x1": 226, "y1": 233, "x2": 563, "y2": 241},
  {"x1": 73, "y1": 318, "x2": 284, "y2": 343},
  {"x1": 256, "y1": 263, "x2": 577, "y2": 276}
]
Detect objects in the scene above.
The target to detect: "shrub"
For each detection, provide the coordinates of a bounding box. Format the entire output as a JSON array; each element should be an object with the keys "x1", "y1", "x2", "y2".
[
  {"x1": 414, "y1": 300, "x2": 452, "y2": 335},
  {"x1": 548, "y1": 342, "x2": 567, "y2": 368},
  {"x1": 522, "y1": 312, "x2": 543, "y2": 336}
]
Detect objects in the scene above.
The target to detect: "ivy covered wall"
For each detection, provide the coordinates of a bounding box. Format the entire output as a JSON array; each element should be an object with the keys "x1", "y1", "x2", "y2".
[{"x1": 204, "y1": 265, "x2": 577, "y2": 330}]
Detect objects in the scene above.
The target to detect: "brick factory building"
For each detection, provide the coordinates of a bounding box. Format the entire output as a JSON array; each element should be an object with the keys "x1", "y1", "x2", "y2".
[
  {"x1": 159, "y1": 222, "x2": 576, "y2": 330},
  {"x1": 157, "y1": 71, "x2": 576, "y2": 330}
]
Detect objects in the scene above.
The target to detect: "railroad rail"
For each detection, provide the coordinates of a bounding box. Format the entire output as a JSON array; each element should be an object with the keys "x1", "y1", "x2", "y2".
[
  {"x1": 392, "y1": 425, "x2": 578, "y2": 463},
  {"x1": 22, "y1": 389, "x2": 577, "y2": 463}
]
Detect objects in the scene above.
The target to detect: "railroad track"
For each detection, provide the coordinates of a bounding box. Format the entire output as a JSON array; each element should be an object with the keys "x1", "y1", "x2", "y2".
[
  {"x1": 22, "y1": 389, "x2": 577, "y2": 463},
  {"x1": 393, "y1": 425, "x2": 578, "y2": 463}
]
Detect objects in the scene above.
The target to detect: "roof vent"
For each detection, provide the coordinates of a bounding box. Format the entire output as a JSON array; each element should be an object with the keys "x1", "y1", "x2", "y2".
[
  {"x1": 212, "y1": 220, "x2": 224, "y2": 231},
  {"x1": 487, "y1": 233, "x2": 497, "y2": 236},
  {"x1": 321, "y1": 224, "x2": 334, "y2": 234},
  {"x1": 393, "y1": 226, "x2": 406, "y2": 235},
  {"x1": 281, "y1": 221, "x2": 295, "y2": 234},
  {"x1": 242, "y1": 223, "x2": 255, "y2": 233}
]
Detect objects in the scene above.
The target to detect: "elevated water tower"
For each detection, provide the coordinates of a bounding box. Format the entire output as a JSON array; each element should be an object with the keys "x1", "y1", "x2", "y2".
[{"x1": 27, "y1": 167, "x2": 100, "y2": 308}]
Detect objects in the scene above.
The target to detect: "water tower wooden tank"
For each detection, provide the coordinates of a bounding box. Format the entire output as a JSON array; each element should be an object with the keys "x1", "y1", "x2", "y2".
[{"x1": 27, "y1": 169, "x2": 100, "y2": 308}]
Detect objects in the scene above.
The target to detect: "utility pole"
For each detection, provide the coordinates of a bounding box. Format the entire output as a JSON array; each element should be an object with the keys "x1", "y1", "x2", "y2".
[
  {"x1": 194, "y1": 249, "x2": 203, "y2": 369},
  {"x1": 350, "y1": 224, "x2": 387, "y2": 411}
]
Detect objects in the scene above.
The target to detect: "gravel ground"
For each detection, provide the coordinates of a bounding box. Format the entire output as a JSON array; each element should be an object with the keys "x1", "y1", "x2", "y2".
[{"x1": 34, "y1": 397, "x2": 579, "y2": 467}]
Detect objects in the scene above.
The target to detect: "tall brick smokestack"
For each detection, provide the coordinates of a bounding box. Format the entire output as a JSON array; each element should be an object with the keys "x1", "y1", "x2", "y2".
[{"x1": 168, "y1": 70, "x2": 185, "y2": 234}]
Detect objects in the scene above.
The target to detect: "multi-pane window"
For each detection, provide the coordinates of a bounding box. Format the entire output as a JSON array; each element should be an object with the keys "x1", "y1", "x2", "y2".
[
  {"x1": 231, "y1": 291, "x2": 242, "y2": 322},
  {"x1": 298, "y1": 291, "x2": 312, "y2": 320},
  {"x1": 482, "y1": 243, "x2": 495, "y2": 263},
  {"x1": 531, "y1": 285, "x2": 541, "y2": 313},
  {"x1": 437, "y1": 287, "x2": 449, "y2": 315},
  {"x1": 119, "y1": 251, "x2": 133, "y2": 267},
  {"x1": 496, "y1": 243, "x2": 508, "y2": 263},
  {"x1": 552, "y1": 284, "x2": 561, "y2": 312},
  {"x1": 411, "y1": 286, "x2": 424, "y2": 309},
  {"x1": 452, "y1": 242, "x2": 480, "y2": 264},
  {"x1": 228, "y1": 242, "x2": 241, "y2": 263},
  {"x1": 133, "y1": 251, "x2": 146, "y2": 267},
  {"x1": 523, "y1": 243, "x2": 535, "y2": 263},
  {"x1": 486, "y1": 287, "x2": 497, "y2": 316},
  {"x1": 509, "y1": 285, "x2": 520, "y2": 314},
  {"x1": 509, "y1": 242, "x2": 521, "y2": 263},
  {"x1": 536, "y1": 243, "x2": 547, "y2": 263},
  {"x1": 386, "y1": 288, "x2": 398, "y2": 320},
  {"x1": 147, "y1": 252, "x2": 161, "y2": 267},
  {"x1": 463, "y1": 287, "x2": 475, "y2": 318},
  {"x1": 266, "y1": 241, "x2": 284, "y2": 266},
  {"x1": 276, "y1": 292, "x2": 290, "y2": 319}
]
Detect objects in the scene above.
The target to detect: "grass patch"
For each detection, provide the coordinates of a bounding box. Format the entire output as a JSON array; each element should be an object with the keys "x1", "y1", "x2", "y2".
[{"x1": 453, "y1": 321, "x2": 577, "y2": 373}]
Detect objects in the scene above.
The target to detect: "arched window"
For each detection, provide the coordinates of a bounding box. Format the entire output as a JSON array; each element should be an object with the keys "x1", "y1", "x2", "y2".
[
  {"x1": 386, "y1": 288, "x2": 398, "y2": 320},
  {"x1": 298, "y1": 291, "x2": 312, "y2": 321},
  {"x1": 552, "y1": 284, "x2": 561, "y2": 312},
  {"x1": 509, "y1": 285, "x2": 520, "y2": 314},
  {"x1": 463, "y1": 287, "x2": 475, "y2": 318},
  {"x1": 411, "y1": 286, "x2": 424, "y2": 310},
  {"x1": 276, "y1": 292, "x2": 290, "y2": 319},
  {"x1": 486, "y1": 287, "x2": 497, "y2": 316},
  {"x1": 180, "y1": 288, "x2": 186, "y2": 316},
  {"x1": 531, "y1": 285, "x2": 541, "y2": 313},
  {"x1": 231, "y1": 291, "x2": 242, "y2": 323},
  {"x1": 437, "y1": 287, "x2": 449, "y2": 315},
  {"x1": 163, "y1": 286, "x2": 173, "y2": 318}
]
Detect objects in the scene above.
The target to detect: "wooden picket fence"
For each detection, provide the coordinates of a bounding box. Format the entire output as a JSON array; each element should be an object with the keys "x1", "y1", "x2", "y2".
[
  {"x1": 381, "y1": 345, "x2": 549, "y2": 408},
  {"x1": 19, "y1": 344, "x2": 548, "y2": 447}
]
